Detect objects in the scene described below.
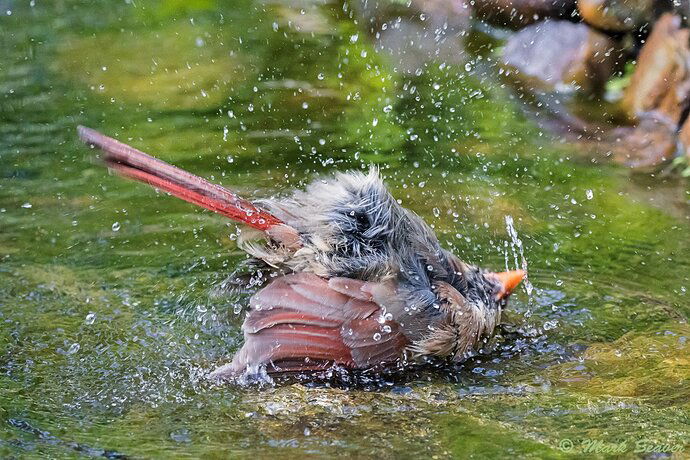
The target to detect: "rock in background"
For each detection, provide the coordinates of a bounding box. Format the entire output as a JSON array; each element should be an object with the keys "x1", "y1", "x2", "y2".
[
  {"x1": 351, "y1": 0, "x2": 690, "y2": 171},
  {"x1": 349, "y1": 0, "x2": 472, "y2": 74},
  {"x1": 501, "y1": 20, "x2": 618, "y2": 93},
  {"x1": 578, "y1": 0, "x2": 672, "y2": 33},
  {"x1": 474, "y1": 0, "x2": 577, "y2": 28},
  {"x1": 623, "y1": 13, "x2": 690, "y2": 125}
]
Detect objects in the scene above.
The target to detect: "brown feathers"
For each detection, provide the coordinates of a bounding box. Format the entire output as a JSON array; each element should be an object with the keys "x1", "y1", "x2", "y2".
[{"x1": 210, "y1": 273, "x2": 410, "y2": 378}]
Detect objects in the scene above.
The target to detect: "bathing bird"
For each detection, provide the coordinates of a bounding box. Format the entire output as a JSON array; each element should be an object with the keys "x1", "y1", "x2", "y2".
[{"x1": 78, "y1": 126, "x2": 524, "y2": 379}]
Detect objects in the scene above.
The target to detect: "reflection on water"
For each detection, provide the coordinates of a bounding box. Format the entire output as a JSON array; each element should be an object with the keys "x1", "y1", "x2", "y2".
[{"x1": 0, "y1": 0, "x2": 689, "y2": 457}]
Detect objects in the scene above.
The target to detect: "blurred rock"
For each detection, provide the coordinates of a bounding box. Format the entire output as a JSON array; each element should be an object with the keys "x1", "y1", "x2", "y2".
[
  {"x1": 605, "y1": 118, "x2": 677, "y2": 168},
  {"x1": 501, "y1": 21, "x2": 618, "y2": 93},
  {"x1": 678, "y1": 115, "x2": 690, "y2": 160},
  {"x1": 412, "y1": 0, "x2": 471, "y2": 28},
  {"x1": 623, "y1": 13, "x2": 690, "y2": 125},
  {"x1": 674, "y1": 0, "x2": 690, "y2": 24},
  {"x1": 349, "y1": 0, "x2": 471, "y2": 74},
  {"x1": 474, "y1": 0, "x2": 576, "y2": 28},
  {"x1": 578, "y1": 0, "x2": 672, "y2": 33}
]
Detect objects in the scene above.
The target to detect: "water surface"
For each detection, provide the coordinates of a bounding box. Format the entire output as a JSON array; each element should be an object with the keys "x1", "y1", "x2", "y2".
[{"x1": 1, "y1": 1, "x2": 689, "y2": 457}]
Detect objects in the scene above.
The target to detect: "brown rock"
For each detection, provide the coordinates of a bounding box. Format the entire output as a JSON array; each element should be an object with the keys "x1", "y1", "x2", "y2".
[
  {"x1": 501, "y1": 21, "x2": 618, "y2": 92},
  {"x1": 606, "y1": 117, "x2": 677, "y2": 168},
  {"x1": 578, "y1": 0, "x2": 670, "y2": 32},
  {"x1": 474, "y1": 0, "x2": 576, "y2": 28},
  {"x1": 623, "y1": 13, "x2": 690, "y2": 125}
]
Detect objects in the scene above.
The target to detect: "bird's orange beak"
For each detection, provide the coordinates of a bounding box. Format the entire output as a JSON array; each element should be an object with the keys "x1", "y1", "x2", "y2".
[{"x1": 490, "y1": 270, "x2": 525, "y2": 300}]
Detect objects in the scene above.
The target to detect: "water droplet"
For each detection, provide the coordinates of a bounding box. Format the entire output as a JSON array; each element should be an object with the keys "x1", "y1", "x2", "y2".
[
  {"x1": 67, "y1": 343, "x2": 80, "y2": 355},
  {"x1": 543, "y1": 320, "x2": 557, "y2": 331},
  {"x1": 85, "y1": 313, "x2": 96, "y2": 325},
  {"x1": 317, "y1": 73, "x2": 324, "y2": 80},
  {"x1": 586, "y1": 189, "x2": 593, "y2": 200},
  {"x1": 432, "y1": 207, "x2": 440, "y2": 218},
  {"x1": 170, "y1": 429, "x2": 192, "y2": 443},
  {"x1": 21, "y1": 202, "x2": 32, "y2": 208},
  {"x1": 112, "y1": 222, "x2": 121, "y2": 232},
  {"x1": 372, "y1": 118, "x2": 378, "y2": 127},
  {"x1": 373, "y1": 333, "x2": 382, "y2": 341}
]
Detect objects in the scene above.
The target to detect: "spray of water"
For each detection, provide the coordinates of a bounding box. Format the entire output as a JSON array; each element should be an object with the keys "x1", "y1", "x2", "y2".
[{"x1": 504, "y1": 215, "x2": 534, "y2": 297}]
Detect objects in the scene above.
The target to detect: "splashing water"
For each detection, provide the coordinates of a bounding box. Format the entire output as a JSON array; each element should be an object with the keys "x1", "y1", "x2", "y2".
[
  {"x1": 504, "y1": 215, "x2": 534, "y2": 297},
  {"x1": 2, "y1": 1, "x2": 690, "y2": 457}
]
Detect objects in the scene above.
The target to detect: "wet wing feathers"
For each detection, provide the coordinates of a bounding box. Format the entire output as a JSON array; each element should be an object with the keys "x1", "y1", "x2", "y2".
[{"x1": 223, "y1": 273, "x2": 411, "y2": 376}]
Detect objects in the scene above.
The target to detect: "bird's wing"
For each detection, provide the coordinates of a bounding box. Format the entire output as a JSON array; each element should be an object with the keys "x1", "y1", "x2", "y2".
[{"x1": 211, "y1": 273, "x2": 410, "y2": 378}]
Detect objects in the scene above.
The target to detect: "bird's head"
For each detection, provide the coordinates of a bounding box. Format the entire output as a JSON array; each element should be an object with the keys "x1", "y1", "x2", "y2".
[
  {"x1": 483, "y1": 269, "x2": 525, "y2": 305},
  {"x1": 456, "y1": 263, "x2": 525, "y2": 310}
]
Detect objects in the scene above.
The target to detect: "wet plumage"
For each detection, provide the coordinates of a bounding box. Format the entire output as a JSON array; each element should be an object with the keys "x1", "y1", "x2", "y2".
[{"x1": 78, "y1": 126, "x2": 524, "y2": 379}]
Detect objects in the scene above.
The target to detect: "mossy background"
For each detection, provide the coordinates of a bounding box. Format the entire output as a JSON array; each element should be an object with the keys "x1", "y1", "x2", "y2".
[{"x1": 1, "y1": 0, "x2": 689, "y2": 457}]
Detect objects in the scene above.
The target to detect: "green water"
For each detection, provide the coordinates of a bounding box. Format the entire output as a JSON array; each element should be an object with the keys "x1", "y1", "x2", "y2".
[{"x1": 1, "y1": 1, "x2": 689, "y2": 458}]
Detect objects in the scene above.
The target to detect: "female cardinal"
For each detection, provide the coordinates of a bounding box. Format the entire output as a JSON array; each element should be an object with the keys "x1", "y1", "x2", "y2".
[{"x1": 78, "y1": 126, "x2": 524, "y2": 379}]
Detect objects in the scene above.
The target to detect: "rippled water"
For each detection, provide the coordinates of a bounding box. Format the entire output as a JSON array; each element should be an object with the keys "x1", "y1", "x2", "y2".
[{"x1": 1, "y1": 1, "x2": 689, "y2": 457}]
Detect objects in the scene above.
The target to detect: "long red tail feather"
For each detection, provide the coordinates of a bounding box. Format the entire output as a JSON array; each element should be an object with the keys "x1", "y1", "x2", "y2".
[{"x1": 78, "y1": 126, "x2": 283, "y2": 231}]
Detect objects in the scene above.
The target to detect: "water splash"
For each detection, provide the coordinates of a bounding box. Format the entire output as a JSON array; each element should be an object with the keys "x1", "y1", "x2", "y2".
[{"x1": 504, "y1": 215, "x2": 534, "y2": 297}]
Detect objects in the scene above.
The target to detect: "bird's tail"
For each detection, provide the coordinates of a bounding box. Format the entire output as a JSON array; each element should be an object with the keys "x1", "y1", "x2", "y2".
[{"x1": 77, "y1": 126, "x2": 284, "y2": 232}]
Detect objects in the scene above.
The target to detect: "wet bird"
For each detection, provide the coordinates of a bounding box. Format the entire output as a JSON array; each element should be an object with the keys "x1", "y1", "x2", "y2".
[{"x1": 78, "y1": 126, "x2": 525, "y2": 379}]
